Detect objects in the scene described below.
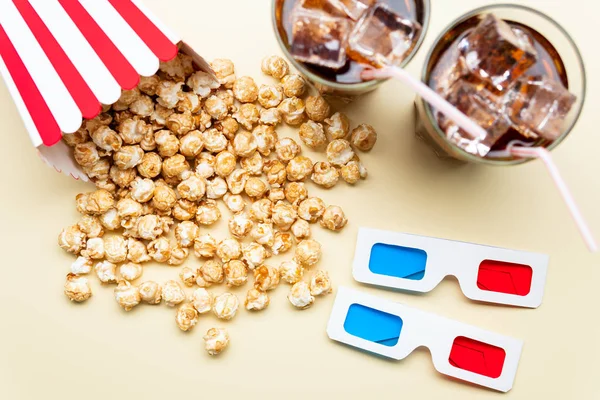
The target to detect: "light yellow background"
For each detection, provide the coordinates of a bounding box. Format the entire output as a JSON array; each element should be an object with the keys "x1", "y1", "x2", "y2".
[{"x1": 1, "y1": 0, "x2": 598, "y2": 398}]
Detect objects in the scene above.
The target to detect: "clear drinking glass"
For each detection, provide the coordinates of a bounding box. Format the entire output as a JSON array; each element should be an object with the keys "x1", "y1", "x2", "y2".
[
  {"x1": 271, "y1": 0, "x2": 431, "y2": 98},
  {"x1": 414, "y1": 4, "x2": 586, "y2": 165}
]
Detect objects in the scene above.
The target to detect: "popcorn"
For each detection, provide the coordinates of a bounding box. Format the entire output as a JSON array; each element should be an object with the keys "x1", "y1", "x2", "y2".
[
  {"x1": 258, "y1": 84, "x2": 284, "y2": 108},
  {"x1": 162, "y1": 280, "x2": 186, "y2": 307},
  {"x1": 148, "y1": 237, "x2": 171, "y2": 262},
  {"x1": 286, "y1": 156, "x2": 313, "y2": 182},
  {"x1": 245, "y1": 288, "x2": 270, "y2": 311},
  {"x1": 82, "y1": 158, "x2": 110, "y2": 181},
  {"x1": 116, "y1": 198, "x2": 143, "y2": 221},
  {"x1": 198, "y1": 260, "x2": 224, "y2": 286},
  {"x1": 211, "y1": 58, "x2": 236, "y2": 88},
  {"x1": 127, "y1": 238, "x2": 151, "y2": 263},
  {"x1": 156, "y1": 81, "x2": 184, "y2": 109},
  {"x1": 64, "y1": 274, "x2": 92, "y2": 302},
  {"x1": 138, "y1": 75, "x2": 160, "y2": 96},
  {"x1": 191, "y1": 288, "x2": 213, "y2": 313},
  {"x1": 233, "y1": 103, "x2": 260, "y2": 131},
  {"x1": 299, "y1": 121, "x2": 327, "y2": 150},
  {"x1": 242, "y1": 242, "x2": 268, "y2": 270},
  {"x1": 216, "y1": 238, "x2": 242, "y2": 263},
  {"x1": 295, "y1": 239, "x2": 322, "y2": 267},
  {"x1": 86, "y1": 189, "x2": 116, "y2": 215},
  {"x1": 162, "y1": 154, "x2": 190, "y2": 178},
  {"x1": 206, "y1": 176, "x2": 228, "y2": 199},
  {"x1": 179, "y1": 130, "x2": 204, "y2": 157},
  {"x1": 155, "y1": 130, "x2": 180, "y2": 157},
  {"x1": 110, "y1": 166, "x2": 136, "y2": 188},
  {"x1": 99, "y1": 208, "x2": 121, "y2": 231},
  {"x1": 186, "y1": 71, "x2": 219, "y2": 98},
  {"x1": 326, "y1": 139, "x2": 355, "y2": 166},
  {"x1": 119, "y1": 262, "x2": 143, "y2": 281},
  {"x1": 137, "y1": 152, "x2": 163, "y2": 178},
  {"x1": 229, "y1": 213, "x2": 254, "y2": 239},
  {"x1": 175, "y1": 221, "x2": 200, "y2": 247},
  {"x1": 250, "y1": 222, "x2": 275, "y2": 248},
  {"x1": 177, "y1": 173, "x2": 206, "y2": 201},
  {"x1": 268, "y1": 187, "x2": 286, "y2": 202},
  {"x1": 215, "y1": 115, "x2": 239, "y2": 138},
  {"x1": 214, "y1": 151, "x2": 237, "y2": 177},
  {"x1": 275, "y1": 137, "x2": 301, "y2": 162},
  {"x1": 91, "y1": 126, "x2": 122, "y2": 153},
  {"x1": 203, "y1": 327, "x2": 230, "y2": 355},
  {"x1": 179, "y1": 266, "x2": 198, "y2": 287},
  {"x1": 278, "y1": 97, "x2": 305, "y2": 126},
  {"x1": 259, "y1": 108, "x2": 282, "y2": 126},
  {"x1": 152, "y1": 184, "x2": 177, "y2": 211},
  {"x1": 253, "y1": 125, "x2": 278, "y2": 156},
  {"x1": 166, "y1": 110, "x2": 195, "y2": 136},
  {"x1": 195, "y1": 152, "x2": 216, "y2": 178},
  {"x1": 350, "y1": 123, "x2": 377, "y2": 151},
  {"x1": 201, "y1": 128, "x2": 228, "y2": 153},
  {"x1": 281, "y1": 74, "x2": 306, "y2": 97},
  {"x1": 309, "y1": 270, "x2": 332, "y2": 296},
  {"x1": 291, "y1": 219, "x2": 311, "y2": 239},
  {"x1": 176, "y1": 303, "x2": 198, "y2": 331},
  {"x1": 272, "y1": 201, "x2": 298, "y2": 231},
  {"x1": 271, "y1": 231, "x2": 294, "y2": 255},
  {"x1": 130, "y1": 177, "x2": 155, "y2": 203},
  {"x1": 261, "y1": 55, "x2": 289, "y2": 79},
  {"x1": 244, "y1": 177, "x2": 269, "y2": 198},
  {"x1": 284, "y1": 182, "x2": 308, "y2": 205},
  {"x1": 212, "y1": 293, "x2": 239, "y2": 320},
  {"x1": 74, "y1": 142, "x2": 100, "y2": 167},
  {"x1": 130, "y1": 95, "x2": 154, "y2": 117},
  {"x1": 240, "y1": 152, "x2": 264, "y2": 176},
  {"x1": 305, "y1": 95, "x2": 331, "y2": 122},
  {"x1": 58, "y1": 225, "x2": 86, "y2": 254},
  {"x1": 81, "y1": 237, "x2": 104, "y2": 259},
  {"x1": 104, "y1": 235, "x2": 127, "y2": 263},
  {"x1": 177, "y1": 92, "x2": 202, "y2": 114},
  {"x1": 226, "y1": 168, "x2": 249, "y2": 195},
  {"x1": 288, "y1": 281, "x2": 314, "y2": 309},
  {"x1": 311, "y1": 161, "x2": 339, "y2": 188},
  {"x1": 320, "y1": 205, "x2": 348, "y2": 231},
  {"x1": 279, "y1": 260, "x2": 304, "y2": 284},
  {"x1": 223, "y1": 260, "x2": 249, "y2": 287},
  {"x1": 340, "y1": 160, "x2": 362, "y2": 184},
  {"x1": 297, "y1": 197, "x2": 326, "y2": 222},
  {"x1": 204, "y1": 95, "x2": 228, "y2": 120},
  {"x1": 253, "y1": 265, "x2": 280, "y2": 291},
  {"x1": 232, "y1": 130, "x2": 257, "y2": 158},
  {"x1": 194, "y1": 233, "x2": 217, "y2": 258},
  {"x1": 173, "y1": 199, "x2": 198, "y2": 221},
  {"x1": 167, "y1": 245, "x2": 189, "y2": 266},
  {"x1": 223, "y1": 193, "x2": 246, "y2": 213},
  {"x1": 139, "y1": 281, "x2": 162, "y2": 304},
  {"x1": 249, "y1": 198, "x2": 273, "y2": 222},
  {"x1": 63, "y1": 127, "x2": 89, "y2": 147},
  {"x1": 233, "y1": 76, "x2": 259, "y2": 103},
  {"x1": 135, "y1": 214, "x2": 165, "y2": 240},
  {"x1": 71, "y1": 256, "x2": 93, "y2": 275},
  {"x1": 95, "y1": 261, "x2": 117, "y2": 284}
]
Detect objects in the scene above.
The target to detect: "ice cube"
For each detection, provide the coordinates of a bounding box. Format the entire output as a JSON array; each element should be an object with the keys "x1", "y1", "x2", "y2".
[
  {"x1": 459, "y1": 14, "x2": 538, "y2": 92},
  {"x1": 429, "y1": 40, "x2": 469, "y2": 96},
  {"x1": 290, "y1": 7, "x2": 353, "y2": 70},
  {"x1": 505, "y1": 75, "x2": 576, "y2": 141},
  {"x1": 347, "y1": 3, "x2": 422, "y2": 68},
  {"x1": 439, "y1": 80, "x2": 511, "y2": 157},
  {"x1": 300, "y1": 0, "x2": 374, "y2": 20}
]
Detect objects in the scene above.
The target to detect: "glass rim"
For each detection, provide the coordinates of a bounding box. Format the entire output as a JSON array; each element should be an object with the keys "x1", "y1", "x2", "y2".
[
  {"x1": 420, "y1": 3, "x2": 588, "y2": 166},
  {"x1": 270, "y1": 0, "x2": 432, "y2": 91}
]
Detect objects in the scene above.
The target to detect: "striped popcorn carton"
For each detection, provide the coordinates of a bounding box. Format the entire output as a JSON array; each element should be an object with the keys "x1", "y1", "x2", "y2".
[{"x1": 0, "y1": 0, "x2": 215, "y2": 180}]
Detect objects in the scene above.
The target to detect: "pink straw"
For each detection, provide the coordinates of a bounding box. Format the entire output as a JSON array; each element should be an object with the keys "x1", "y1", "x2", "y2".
[
  {"x1": 363, "y1": 66, "x2": 597, "y2": 253},
  {"x1": 509, "y1": 145, "x2": 597, "y2": 252}
]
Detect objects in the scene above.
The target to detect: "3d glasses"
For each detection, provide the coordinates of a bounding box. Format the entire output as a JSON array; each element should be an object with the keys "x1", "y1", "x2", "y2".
[
  {"x1": 352, "y1": 228, "x2": 549, "y2": 308},
  {"x1": 327, "y1": 287, "x2": 523, "y2": 392}
]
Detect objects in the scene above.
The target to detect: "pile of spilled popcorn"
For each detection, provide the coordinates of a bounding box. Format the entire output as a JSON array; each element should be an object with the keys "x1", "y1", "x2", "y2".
[{"x1": 58, "y1": 52, "x2": 377, "y2": 356}]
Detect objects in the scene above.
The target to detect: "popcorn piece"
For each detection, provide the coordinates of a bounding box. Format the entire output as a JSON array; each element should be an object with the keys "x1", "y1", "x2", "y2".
[
  {"x1": 119, "y1": 262, "x2": 143, "y2": 281},
  {"x1": 156, "y1": 81, "x2": 184, "y2": 109},
  {"x1": 166, "y1": 110, "x2": 195, "y2": 136},
  {"x1": 311, "y1": 161, "x2": 339, "y2": 189},
  {"x1": 275, "y1": 137, "x2": 301, "y2": 162},
  {"x1": 204, "y1": 95, "x2": 228, "y2": 121},
  {"x1": 83, "y1": 158, "x2": 110, "y2": 181},
  {"x1": 226, "y1": 168, "x2": 248, "y2": 195},
  {"x1": 152, "y1": 184, "x2": 177, "y2": 211},
  {"x1": 94, "y1": 179, "x2": 116, "y2": 194},
  {"x1": 63, "y1": 127, "x2": 89, "y2": 147},
  {"x1": 81, "y1": 237, "x2": 104, "y2": 259},
  {"x1": 295, "y1": 239, "x2": 322, "y2": 267},
  {"x1": 104, "y1": 235, "x2": 127, "y2": 263},
  {"x1": 320, "y1": 205, "x2": 348, "y2": 231},
  {"x1": 99, "y1": 208, "x2": 121, "y2": 231},
  {"x1": 286, "y1": 156, "x2": 313, "y2": 182},
  {"x1": 229, "y1": 213, "x2": 254, "y2": 239},
  {"x1": 71, "y1": 256, "x2": 93, "y2": 275},
  {"x1": 86, "y1": 112, "x2": 112, "y2": 133},
  {"x1": 223, "y1": 193, "x2": 246, "y2": 213},
  {"x1": 175, "y1": 221, "x2": 200, "y2": 247},
  {"x1": 173, "y1": 199, "x2": 198, "y2": 221},
  {"x1": 216, "y1": 238, "x2": 242, "y2": 263},
  {"x1": 281, "y1": 74, "x2": 306, "y2": 98},
  {"x1": 327, "y1": 139, "x2": 355, "y2": 166},
  {"x1": 58, "y1": 225, "x2": 86, "y2": 255},
  {"x1": 233, "y1": 130, "x2": 258, "y2": 158},
  {"x1": 253, "y1": 265, "x2": 280, "y2": 291},
  {"x1": 244, "y1": 177, "x2": 269, "y2": 198},
  {"x1": 91, "y1": 126, "x2": 122, "y2": 153},
  {"x1": 260, "y1": 108, "x2": 282, "y2": 126},
  {"x1": 263, "y1": 160, "x2": 287, "y2": 188},
  {"x1": 116, "y1": 198, "x2": 143, "y2": 221},
  {"x1": 223, "y1": 260, "x2": 249, "y2": 287},
  {"x1": 268, "y1": 187, "x2": 286, "y2": 203},
  {"x1": 95, "y1": 261, "x2": 117, "y2": 284},
  {"x1": 194, "y1": 110, "x2": 213, "y2": 131},
  {"x1": 77, "y1": 216, "x2": 103, "y2": 239},
  {"x1": 168, "y1": 245, "x2": 189, "y2": 266},
  {"x1": 130, "y1": 95, "x2": 154, "y2": 117},
  {"x1": 201, "y1": 128, "x2": 228, "y2": 153},
  {"x1": 162, "y1": 280, "x2": 186, "y2": 307},
  {"x1": 137, "y1": 152, "x2": 163, "y2": 178},
  {"x1": 148, "y1": 237, "x2": 171, "y2": 262},
  {"x1": 162, "y1": 154, "x2": 190, "y2": 178},
  {"x1": 155, "y1": 130, "x2": 180, "y2": 157},
  {"x1": 191, "y1": 288, "x2": 212, "y2": 313},
  {"x1": 309, "y1": 270, "x2": 332, "y2": 296},
  {"x1": 196, "y1": 200, "x2": 222, "y2": 225},
  {"x1": 305, "y1": 95, "x2": 331, "y2": 122},
  {"x1": 160, "y1": 54, "x2": 191, "y2": 80},
  {"x1": 249, "y1": 199, "x2": 273, "y2": 222},
  {"x1": 211, "y1": 58, "x2": 236, "y2": 88},
  {"x1": 258, "y1": 84, "x2": 284, "y2": 109},
  {"x1": 233, "y1": 104, "x2": 260, "y2": 131},
  {"x1": 118, "y1": 118, "x2": 149, "y2": 145},
  {"x1": 195, "y1": 153, "x2": 216, "y2": 179},
  {"x1": 86, "y1": 189, "x2": 115, "y2": 215},
  {"x1": 64, "y1": 273, "x2": 92, "y2": 302},
  {"x1": 291, "y1": 219, "x2": 311, "y2": 239},
  {"x1": 110, "y1": 166, "x2": 136, "y2": 188},
  {"x1": 212, "y1": 293, "x2": 239, "y2": 320},
  {"x1": 127, "y1": 238, "x2": 151, "y2": 263},
  {"x1": 350, "y1": 123, "x2": 377, "y2": 151},
  {"x1": 233, "y1": 76, "x2": 259, "y2": 103},
  {"x1": 279, "y1": 260, "x2": 303, "y2": 284},
  {"x1": 176, "y1": 303, "x2": 199, "y2": 332},
  {"x1": 203, "y1": 327, "x2": 230, "y2": 355},
  {"x1": 177, "y1": 173, "x2": 206, "y2": 202},
  {"x1": 129, "y1": 178, "x2": 155, "y2": 203},
  {"x1": 74, "y1": 142, "x2": 100, "y2": 167},
  {"x1": 138, "y1": 75, "x2": 160, "y2": 96},
  {"x1": 215, "y1": 116, "x2": 239, "y2": 139},
  {"x1": 299, "y1": 121, "x2": 327, "y2": 150},
  {"x1": 136, "y1": 215, "x2": 165, "y2": 240},
  {"x1": 245, "y1": 288, "x2": 270, "y2": 311},
  {"x1": 272, "y1": 201, "x2": 298, "y2": 231},
  {"x1": 240, "y1": 152, "x2": 264, "y2": 176},
  {"x1": 179, "y1": 266, "x2": 198, "y2": 287},
  {"x1": 198, "y1": 260, "x2": 225, "y2": 286},
  {"x1": 252, "y1": 126, "x2": 278, "y2": 157},
  {"x1": 284, "y1": 182, "x2": 308, "y2": 205},
  {"x1": 242, "y1": 242, "x2": 268, "y2": 270},
  {"x1": 177, "y1": 92, "x2": 202, "y2": 114},
  {"x1": 179, "y1": 130, "x2": 204, "y2": 157},
  {"x1": 288, "y1": 281, "x2": 314, "y2": 309},
  {"x1": 340, "y1": 160, "x2": 362, "y2": 184},
  {"x1": 261, "y1": 55, "x2": 289, "y2": 79},
  {"x1": 212, "y1": 152, "x2": 235, "y2": 179},
  {"x1": 194, "y1": 233, "x2": 217, "y2": 258},
  {"x1": 187, "y1": 71, "x2": 219, "y2": 98},
  {"x1": 113, "y1": 280, "x2": 141, "y2": 311},
  {"x1": 278, "y1": 97, "x2": 306, "y2": 126},
  {"x1": 250, "y1": 222, "x2": 275, "y2": 248},
  {"x1": 272, "y1": 231, "x2": 294, "y2": 255},
  {"x1": 324, "y1": 112, "x2": 350, "y2": 140},
  {"x1": 150, "y1": 104, "x2": 173, "y2": 130},
  {"x1": 206, "y1": 176, "x2": 228, "y2": 199},
  {"x1": 139, "y1": 281, "x2": 162, "y2": 304}
]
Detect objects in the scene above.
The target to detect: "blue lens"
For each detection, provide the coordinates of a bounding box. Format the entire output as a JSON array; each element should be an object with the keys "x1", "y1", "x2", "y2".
[
  {"x1": 369, "y1": 243, "x2": 427, "y2": 280},
  {"x1": 343, "y1": 304, "x2": 403, "y2": 347}
]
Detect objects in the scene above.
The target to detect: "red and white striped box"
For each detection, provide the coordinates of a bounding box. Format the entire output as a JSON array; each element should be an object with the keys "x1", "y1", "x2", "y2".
[{"x1": 0, "y1": 0, "x2": 215, "y2": 181}]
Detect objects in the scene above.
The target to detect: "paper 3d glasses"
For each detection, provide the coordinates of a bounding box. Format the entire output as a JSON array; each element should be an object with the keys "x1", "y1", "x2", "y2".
[
  {"x1": 327, "y1": 287, "x2": 523, "y2": 392},
  {"x1": 352, "y1": 228, "x2": 549, "y2": 308}
]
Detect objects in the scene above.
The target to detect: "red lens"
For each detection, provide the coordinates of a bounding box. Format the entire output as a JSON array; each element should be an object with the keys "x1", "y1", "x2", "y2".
[
  {"x1": 449, "y1": 336, "x2": 506, "y2": 378},
  {"x1": 476, "y1": 260, "x2": 533, "y2": 296}
]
